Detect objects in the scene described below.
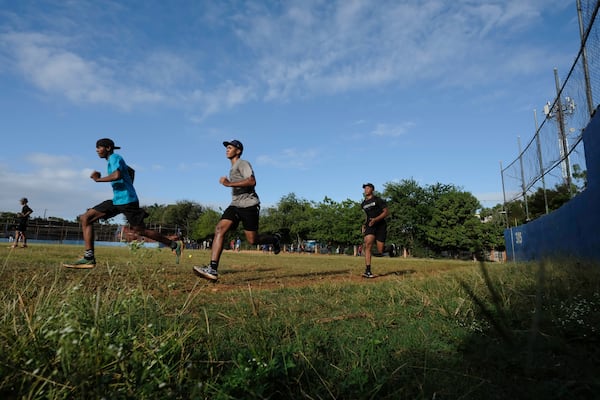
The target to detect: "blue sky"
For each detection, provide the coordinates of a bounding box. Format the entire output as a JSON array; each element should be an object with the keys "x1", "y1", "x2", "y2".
[{"x1": 0, "y1": 0, "x2": 579, "y2": 221}]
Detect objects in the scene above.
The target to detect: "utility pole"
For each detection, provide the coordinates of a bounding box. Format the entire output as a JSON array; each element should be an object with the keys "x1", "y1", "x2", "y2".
[{"x1": 543, "y1": 68, "x2": 575, "y2": 198}]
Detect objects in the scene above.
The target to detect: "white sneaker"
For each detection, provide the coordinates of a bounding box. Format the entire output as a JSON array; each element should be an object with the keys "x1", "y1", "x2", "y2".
[{"x1": 193, "y1": 265, "x2": 218, "y2": 281}]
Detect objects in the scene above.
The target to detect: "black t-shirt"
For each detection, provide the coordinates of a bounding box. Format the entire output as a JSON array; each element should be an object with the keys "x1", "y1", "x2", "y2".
[
  {"x1": 19, "y1": 205, "x2": 33, "y2": 223},
  {"x1": 361, "y1": 196, "x2": 387, "y2": 223}
]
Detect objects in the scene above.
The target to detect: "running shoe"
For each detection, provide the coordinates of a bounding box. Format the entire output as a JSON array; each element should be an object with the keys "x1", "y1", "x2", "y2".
[
  {"x1": 193, "y1": 265, "x2": 218, "y2": 281},
  {"x1": 63, "y1": 258, "x2": 96, "y2": 269},
  {"x1": 362, "y1": 271, "x2": 375, "y2": 278}
]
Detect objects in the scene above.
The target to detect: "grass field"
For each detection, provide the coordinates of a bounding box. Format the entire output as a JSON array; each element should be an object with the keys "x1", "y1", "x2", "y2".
[{"x1": 1, "y1": 244, "x2": 599, "y2": 399}]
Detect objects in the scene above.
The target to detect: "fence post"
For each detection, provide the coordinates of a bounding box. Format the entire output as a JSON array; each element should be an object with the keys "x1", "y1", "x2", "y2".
[{"x1": 518, "y1": 136, "x2": 530, "y2": 221}]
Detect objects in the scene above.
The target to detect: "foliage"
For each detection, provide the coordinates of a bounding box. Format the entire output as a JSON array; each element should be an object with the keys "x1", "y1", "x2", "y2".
[
  {"x1": 1, "y1": 179, "x2": 507, "y2": 258},
  {"x1": 424, "y1": 189, "x2": 482, "y2": 255},
  {"x1": 191, "y1": 208, "x2": 221, "y2": 240},
  {"x1": 144, "y1": 200, "x2": 204, "y2": 234}
]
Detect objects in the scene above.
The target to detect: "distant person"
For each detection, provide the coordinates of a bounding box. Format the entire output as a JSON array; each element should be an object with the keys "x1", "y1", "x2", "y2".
[
  {"x1": 12, "y1": 197, "x2": 33, "y2": 248},
  {"x1": 63, "y1": 138, "x2": 182, "y2": 268},
  {"x1": 360, "y1": 183, "x2": 396, "y2": 278},
  {"x1": 193, "y1": 139, "x2": 281, "y2": 281}
]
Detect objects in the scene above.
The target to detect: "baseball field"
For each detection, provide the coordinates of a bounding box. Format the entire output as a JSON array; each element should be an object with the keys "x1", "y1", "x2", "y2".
[{"x1": 1, "y1": 244, "x2": 599, "y2": 399}]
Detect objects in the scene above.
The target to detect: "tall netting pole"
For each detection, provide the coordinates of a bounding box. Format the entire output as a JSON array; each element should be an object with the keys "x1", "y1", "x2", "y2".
[
  {"x1": 500, "y1": 161, "x2": 509, "y2": 228},
  {"x1": 534, "y1": 109, "x2": 550, "y2": 214},
  {"x1": 577, "y1": 0, "x2": 595, "y2": 117},
  {"x1": 518, "y1": 136, "x2": 530, "y2": 221}
]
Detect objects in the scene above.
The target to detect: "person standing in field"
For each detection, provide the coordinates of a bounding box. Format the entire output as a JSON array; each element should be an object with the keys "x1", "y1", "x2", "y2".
[
  {"x1": 193, "y1": 139, "x2": 281, "y2": 282},
  {"x1": 360, "y1": 183, "x2": 396, "y2": 278},
  {"x1": 63, "y1": 138, "x2": 182, "y2": 268},
  {"x1": 12, "y1": 197, "x2": 33, "y2": 248}
]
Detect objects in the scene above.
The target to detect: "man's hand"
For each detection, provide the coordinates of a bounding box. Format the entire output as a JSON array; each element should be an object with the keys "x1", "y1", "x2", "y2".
[
  {"x1": 91, "y1": 171, "x2": 101, "y2": 181},
  {"x1": 219, "y1": 176, "x2": 230, "y2": 186}
]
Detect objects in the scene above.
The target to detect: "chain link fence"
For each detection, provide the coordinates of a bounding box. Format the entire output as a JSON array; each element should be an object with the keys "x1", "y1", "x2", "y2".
[
  {"x1": 501, "y1": 0, "x2": 600, "y2": 222},
  {"x1": 2, "y1": 217, "x2": 180, "y2": 244}
]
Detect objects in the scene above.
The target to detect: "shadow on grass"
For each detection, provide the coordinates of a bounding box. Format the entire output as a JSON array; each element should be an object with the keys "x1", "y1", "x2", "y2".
[
  {"x1": 452, "y1": 261, "x2": 600, "y2": 399},
  {"x1": 378, "y1": 269, "x2": 417, "y2": 277}
]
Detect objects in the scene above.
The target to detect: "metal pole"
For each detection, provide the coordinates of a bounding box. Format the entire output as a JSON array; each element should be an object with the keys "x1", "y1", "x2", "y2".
[
  {"x1": 577, "y1": 0, "x2": 594, "y2": 117},
  {"x1": 500, "y1": 161, "x2": 509, "y2": 228},
  {"x1": 533, "y1": 110, "x2": 549, "y2": 214},
  {"x1": 518, "y1": 136, "x2": 530, "y2": 221},
  {"x1": 553, "y1": 68, "x2": 573, "y2": 198}
]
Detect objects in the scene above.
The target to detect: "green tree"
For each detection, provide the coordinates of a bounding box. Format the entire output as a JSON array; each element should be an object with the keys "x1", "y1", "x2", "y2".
[
  {"x1": 163, "y1": 200, "x2": 204, "y2": 235},
  {"x1": 383, "y1": 179, "x2": 428, "y2": 255},
  {"x1": 424, "y1": 190, "x2": 482, "y2": 257},
  {"x1": 260, "y1": 193, "x2": 314, "y2": 244},
  {"x1": 191, "y1": 208, "x2": 221, "y2": 240}
]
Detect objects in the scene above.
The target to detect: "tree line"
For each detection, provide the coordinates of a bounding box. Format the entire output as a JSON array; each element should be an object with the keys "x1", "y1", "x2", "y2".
[
  {"x1": 142, "y1": 179, "x2": 507, "y2": 259},
  {"x1": 3, "y1": 175, "x2": 581, "y2": 258}
]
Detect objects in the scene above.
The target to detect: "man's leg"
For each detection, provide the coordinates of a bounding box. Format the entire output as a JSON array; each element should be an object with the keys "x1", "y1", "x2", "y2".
[
  {"x1": 244, "y1": 230, "x2": 281, "y2": 254},
  {"x1": 11, "y1": 230, "x2": 19, "y2": 248},
  {"x1": 132, "y1": 226, "x2": 183, "y2": 263},
  {"x1": 363, "y1": 234, "x2": 375, "y2": 277},
  {"x1": 193, "y1": 219, "x2": 233, "y2": 281},
  {"x1": 210, "y1": 219, "x2": 233, "y2": 264},
  {"x1": 64, "y1": 208, "x2": 104, "y2": 268}
]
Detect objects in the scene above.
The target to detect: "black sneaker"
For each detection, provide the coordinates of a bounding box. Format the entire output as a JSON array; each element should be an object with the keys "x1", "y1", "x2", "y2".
[
  {"x1": 273, "y1": 233, "x2": 281, "y2": 255},
  {"x1": 362, "y1": 271, "x2": 375, "y2": 278},
  {"x1": 193, "y1": 265, "x2": 218, "y2": 281}
]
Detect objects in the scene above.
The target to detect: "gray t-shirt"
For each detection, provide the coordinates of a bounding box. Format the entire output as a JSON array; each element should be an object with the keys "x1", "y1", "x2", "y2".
[{"x1": 230, "y1": 159, "x2": 260, "y2": 208}]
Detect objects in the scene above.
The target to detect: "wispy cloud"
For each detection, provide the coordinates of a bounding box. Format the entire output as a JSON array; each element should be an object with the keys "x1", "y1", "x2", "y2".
[
  {"x1": 2, "y1": 32, "x2": 164, "y2": 109},
  {"x1": 256, "y1": 148, "x2": 320, "y2": 170},
  {"x1": 370, "y1": 122, "x2": 415, "y2": 137},
  {"x1": 0, "y1": 0, "x2": 572, "y2": 117},
  {"x1": 0, "y1": 153, "x2": 106, "y2": 220}
]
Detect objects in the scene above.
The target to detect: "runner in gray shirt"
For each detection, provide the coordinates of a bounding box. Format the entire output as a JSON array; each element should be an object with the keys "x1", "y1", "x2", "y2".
[{"x1": 193, "y1": 139, "x2": 281, "y2": 281}]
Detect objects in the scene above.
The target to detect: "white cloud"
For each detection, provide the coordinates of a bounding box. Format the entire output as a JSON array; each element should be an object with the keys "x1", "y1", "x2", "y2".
[
  {"x1": 0, "y1": 0, "x2": 573, "y2": 116},
  {"x1": 370, "y1": 122, "x2": 415, "y2": 137},
  {"x1": 0, "y1": 154, "x2": 107, "y2": 220},
  {"x1": 256, "y1": 147, "x2": 320, "y2": 170},
  {"x1": 2, "y1": 32, "x2": 166, "y2": 109}
]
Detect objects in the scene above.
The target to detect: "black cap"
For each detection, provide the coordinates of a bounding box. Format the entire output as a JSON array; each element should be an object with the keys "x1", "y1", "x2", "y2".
[
  {"x1": 362, "y1": 183, "x2": 375, "y2": 190},
  {"x1": 223, "y1": 139, "x2": 243, "y2": 153},
  {"x1": 96, "y1": 138, "x2": 121, "y2": 149}
]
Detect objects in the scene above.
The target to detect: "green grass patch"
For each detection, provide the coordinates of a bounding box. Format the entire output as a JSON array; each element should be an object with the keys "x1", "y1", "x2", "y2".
[{"x1": 1, "y1": 245, "x2": 599, "y2": 399}]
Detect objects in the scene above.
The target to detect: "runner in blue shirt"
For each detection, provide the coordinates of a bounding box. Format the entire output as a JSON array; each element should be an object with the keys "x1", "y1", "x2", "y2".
[{"x1": 63, "y1": 138, "x2": 182, "y2": 268}]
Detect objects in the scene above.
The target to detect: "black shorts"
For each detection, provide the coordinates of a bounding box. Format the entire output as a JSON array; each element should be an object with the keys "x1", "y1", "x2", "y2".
[
  {"x1": 221, "y1": 205, "x2": 259, "y2": 232},
  {"x1": 16, "y1": 221, "x2": 28, "y2": 232},
  {"x1": 364, "y1": 221, "x2": 387, "y2": 243},
  {"x1": 93, "y1": 200, "x2": 149, "y2": 227}
]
